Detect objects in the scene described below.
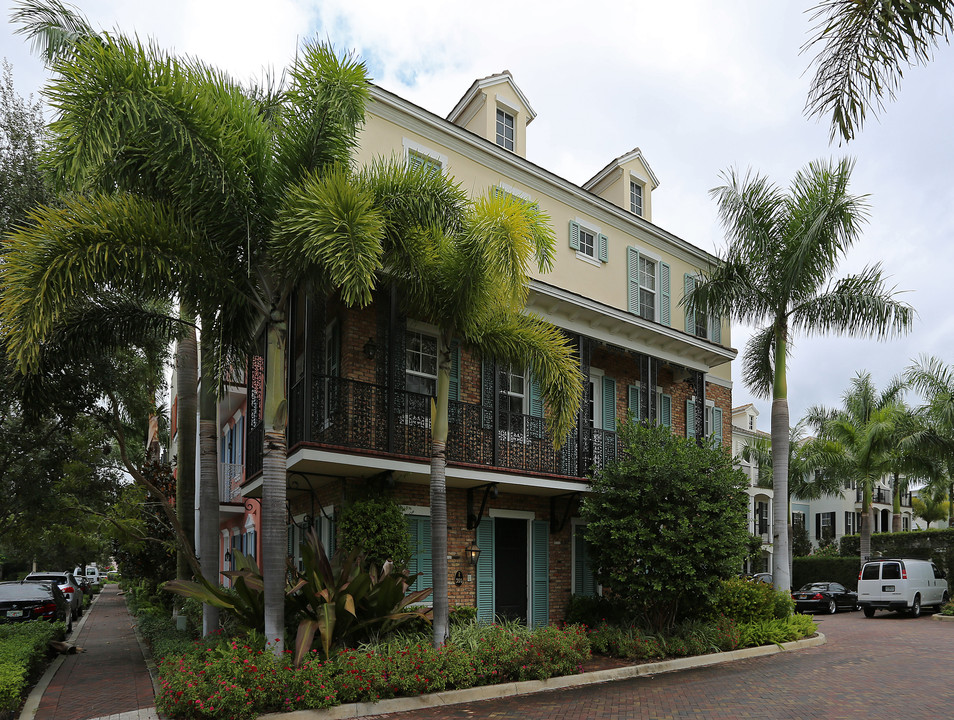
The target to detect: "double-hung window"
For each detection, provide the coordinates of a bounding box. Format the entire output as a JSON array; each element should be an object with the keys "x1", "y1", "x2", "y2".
[
  {"x1": 405, "y1": 330, "x2": 438, "y2": 397},
  {"x1": 686, "y1": 397, "x2": 723, "y2": 445},
  {"x1": 627, "y1": 247, "x2": 670, "y2": 325},
  {"x1": 496, "y1": 108, "x2": 515, "y2": 151},
  {"x1": 683, "y1": 273, "x2": 722, "y2": 343},
  {"x1": 630, "y1": 180, "x2": 643, "y2": 216}
]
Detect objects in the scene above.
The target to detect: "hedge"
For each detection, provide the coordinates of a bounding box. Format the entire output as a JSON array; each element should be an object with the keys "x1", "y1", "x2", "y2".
[
  {"x1": 839, "y1": 527, "x2": 954, "y2": 578},
  {"x1": 0, "y1": 621, "x2": 62, "y2": 720},
  {"x1": 792, "y1": 556, "x2": 862, "y2": 591}
]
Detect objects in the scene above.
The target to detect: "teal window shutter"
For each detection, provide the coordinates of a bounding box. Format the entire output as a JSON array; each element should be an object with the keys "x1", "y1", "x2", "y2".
[
  {"x1": 448, "y1": 341, "x2": 461, "y2": 401},
  {"x1": 712, "y1": 407, "x2": 723, "y2": 445},
  {"x1": 405, "y1": 516, "x2": 433, "y2": 598},
  {"x1": 684, "y1": 274, "x2": 696, "y2": 333},
  {"x1": 660, "y1": 262, "x2": 671, "y2": 326},
  {"x1": 531, "y1": 520, "x2": 549, "y2": 628},
  {"x1": 710, "y1": 315, "x2": 722, "y2": 344},
  {"x1": 626, "y1": 247, "x2": 640, "y2": 315},
  {"x1": 628, "y1": 384, "x2": 641, "y2": 422},
  {"x1": 569, "y1": 221, "x2": 580, "y2": 251},
  {"x1": 686, "y1": 399, "x2": 696, "y2": 438},
  {"x1": 528, "y1": 373, "x2": 544, "y2": 418},
  {"x1": 661, "y1": 394, "x2": 672, "y2": 429},
  {"x1": 598, "y1": 234, "x2": 609, "y2": 263},
  {"x1": 574, "y1": 526, "x2": 597, "y2": 597},
  {"x1": 601, "y1": 377, "x2": 617, "y2": 431},
  {"x1": 476, "y1": 519, "x2": 495, "y2": 623}
]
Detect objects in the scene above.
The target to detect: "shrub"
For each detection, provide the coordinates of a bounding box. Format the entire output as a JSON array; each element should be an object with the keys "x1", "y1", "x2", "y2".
[
  {"x1": 0, "y1": 621, "x2": 63, "y2": 718},
  {"x1": 738, "y1": 614, "x2": 816, "y2": 648},
  {"x1": 716, "y1": 577, "x2": 782, "y2": 622},
  {"x1": 337, "y1": 494, "x2": 412, "y2": 571},
  {"x1": 564, "y1": 593, "x2": 630, "y2": 627}
]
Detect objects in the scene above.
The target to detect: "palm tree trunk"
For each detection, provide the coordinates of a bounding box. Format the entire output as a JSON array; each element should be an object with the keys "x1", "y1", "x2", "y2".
[
  {"x1": 859, "y1": 481, "x2": 873, "y2": 565},
  {"x1": 430, "y1": 334, "x2": 451, "y2": 647},
  {"x1": 198, "y1": 354, "x2": 220, "y2": 635},
  {"x1": 176, "y1": 326, "x2": 198, "y2": 582},
  {"x1": 262, "y1": 318, "x2": 288, "y2": 656},
  {"x1": 771, "y1": 326, "x2": 791, "y2": 591}
]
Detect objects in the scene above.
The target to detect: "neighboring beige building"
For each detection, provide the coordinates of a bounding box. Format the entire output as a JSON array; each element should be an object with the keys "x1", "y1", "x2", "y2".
[
  {"x1": 731, "y1": 404, "x2": 773, "y2": 573},
  {"x1": 234, "y1": 71, "x2": 737, "y2": 625}
]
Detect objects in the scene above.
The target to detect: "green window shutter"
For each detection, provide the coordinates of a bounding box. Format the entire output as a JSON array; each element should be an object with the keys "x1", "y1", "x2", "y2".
[
  {"x1": 686, "y1": 399, "x2": 696, "y2": 438},
  {"x1": 598, "y1": 234, "x2": 609, "y2": 263},
  {"x1": 476, "y1": 518, "x2": 495, "y2": 623},
  {"x1": 626, "y1": 247, "x2": 640, "y2": 315},
  {"x1": 712, "y1": 407, "x2": 723, "y2": 445},
  {"x1": 405, "y1": 516, "x2": 433, "y2": 599},
  {"x1": 448, "y1": 341, "x2": 461, "y2": 402},
  {"x1": 628, "y1": 384, "x2": 641, "y2": 422},
  {"x1": 660, "y1": 262, "x2": 671, "y2": 326},
  {"x1": 569, "y1": 221, "x2": 580, "y2": 251},
  {"x1": 601, "y1": 376, "x2": 617, "y2": 431},
  {"x1": 528, "y1": 372, "x2": 544, "y2": 418},
  {"x1": 660, "y1": 394, "x2": 672, "y2": 429},
  {"x1": 710, "y1": 315, "x2": 722, "y2": 344},
  {"x1": 406, "y1": 518, "x2": 419, "y2": 577},
  {"x1": 684, "y1": 274, "x2": 696, "y2": 333},
  {"x1": 574, "y1": 526, "x2": 596, "y2": 597},
  {"x1": 531, "y1": 520, "x2": 549, "y2": 628}
]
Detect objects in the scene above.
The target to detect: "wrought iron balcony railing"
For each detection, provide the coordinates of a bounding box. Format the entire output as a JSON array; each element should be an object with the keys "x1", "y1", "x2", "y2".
[
  {"x1": 219, "y1": 462, "x2": 245, "y2": 502},
  {"x1": 255, "y1": 375, "x2": 617, "y2": 481}
]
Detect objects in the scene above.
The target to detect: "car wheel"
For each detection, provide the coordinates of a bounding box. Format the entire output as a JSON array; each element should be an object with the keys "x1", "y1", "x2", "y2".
[
  {"x1": 941, "y1": 591, "x2": 950, "y2": 609},
  {"x1": 909, "y1": 594, "x2": 921, "y2": 618},
  {"x1": 863, "y1": 606, "x2": 876, "y2": 618}
]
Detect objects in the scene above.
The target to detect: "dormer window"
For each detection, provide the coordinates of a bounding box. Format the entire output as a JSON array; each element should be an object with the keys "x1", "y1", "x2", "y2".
[
  {"x1": 630, "y1": 180, "x2": 643, "y2": 216},
  {"x1": 496, "y1": 108, "x2": 515, "y2": 151}
]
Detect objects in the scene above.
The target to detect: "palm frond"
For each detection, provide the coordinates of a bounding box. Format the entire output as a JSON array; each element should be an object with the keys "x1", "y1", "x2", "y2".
[
  {"x1": 803, "y1": 0, "x2": 954, "y2": 142},
  {"x1": 789, "y1": 262, "x2": 915, "y2": 339},
  {"x1": 11, "y1": 0, "x2": 98, "y2": 66},
  {"x1": 740, "y1": 325, "x2": 777, "y2": 400}
]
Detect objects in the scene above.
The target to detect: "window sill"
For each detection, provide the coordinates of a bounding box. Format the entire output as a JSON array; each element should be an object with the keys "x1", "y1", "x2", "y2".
[{"x1": 575, "y1": 252, "x2": 601, "y2": 267}]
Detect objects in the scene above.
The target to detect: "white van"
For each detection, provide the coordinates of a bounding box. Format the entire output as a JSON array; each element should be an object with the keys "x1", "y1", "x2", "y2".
[{"x1": 857, "y1": 558, "x2": 949, "y2": 618}]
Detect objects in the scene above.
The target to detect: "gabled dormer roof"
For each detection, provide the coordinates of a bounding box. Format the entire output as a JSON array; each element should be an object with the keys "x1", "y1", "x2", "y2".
[
  {"x1": 583, "y1": 147, "x2": 660, "y2": 192},
  {"x1": 447, "y1": 70, "x2": 537, "y2": 126}
]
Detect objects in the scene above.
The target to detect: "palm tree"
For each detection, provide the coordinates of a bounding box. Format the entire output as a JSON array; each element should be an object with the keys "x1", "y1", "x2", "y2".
[
  {"x1": 803, "y1": 0, "x2": 954, "y2": 142},
  {"x1": 912, "y1": 489, "x2": 950, "y2": 529},
  {"x1": 904, "y1": 355, "x2": 954, "y2": 526},
  {"x1": 357, "y1": 162, "x2": 583, "y2": 646},
  {"x1": 2, "y1": 10, "x2": 381, "y2": 653},
  {"x1": 806, "y1": 372, "x2": 919, "y2": 564},
  {"x1": 688, "y1": 158, "x2": 914, "y2": 590}
]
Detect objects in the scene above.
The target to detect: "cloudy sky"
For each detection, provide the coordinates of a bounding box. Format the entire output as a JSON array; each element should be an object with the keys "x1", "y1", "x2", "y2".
[{"x1": 3, "y1": 0, "x2": 953, "y2": 427}]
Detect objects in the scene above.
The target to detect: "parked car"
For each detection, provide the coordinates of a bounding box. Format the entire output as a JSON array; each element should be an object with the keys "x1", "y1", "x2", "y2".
[
  {"x1": 752, "y1": 573, "x2": 773, "y2": 585},
  {"x1": 857, "y1": 558, "x2": 949, "y2": 618},
  {"x1": 793, "y1": 582, "x2": 859, "y2": 614},
  {"x1": 0, "y1": 580, "x2": 71, "y2": 632},
  {"x1": 24, "y1": 571, "x2": 84, "y2": 620},
  {"x1": 73, "y1": 565, "x2": 105, "y2": 586}
]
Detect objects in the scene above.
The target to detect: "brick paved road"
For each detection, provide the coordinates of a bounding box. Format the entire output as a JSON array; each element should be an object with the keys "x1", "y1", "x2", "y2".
[{"x1": 376, "y1": 610, "x2": 954, "y2": 720}]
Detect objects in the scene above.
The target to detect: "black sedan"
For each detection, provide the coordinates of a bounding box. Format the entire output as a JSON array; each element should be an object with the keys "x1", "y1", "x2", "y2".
[
  {"x1": 793, "y1": 582, "x2": 859, "y2": 614},
  {"x1": 0, "y1": 580, "x2": 72, "y2": 632}
]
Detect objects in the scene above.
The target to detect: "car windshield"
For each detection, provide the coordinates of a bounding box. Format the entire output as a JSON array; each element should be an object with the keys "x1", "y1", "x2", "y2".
[{"x1": 0, "y1": 583, "x2": 52, "y2": 600}]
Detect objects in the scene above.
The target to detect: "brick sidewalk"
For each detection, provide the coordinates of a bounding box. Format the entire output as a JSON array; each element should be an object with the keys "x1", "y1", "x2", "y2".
[{"x1": 32, "y1": 584, "x2": 158, "y2": 720}]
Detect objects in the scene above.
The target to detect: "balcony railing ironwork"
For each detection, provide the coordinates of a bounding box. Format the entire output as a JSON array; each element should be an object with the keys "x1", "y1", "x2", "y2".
[
  {"x1": 856, "y1": 487, "x2": 897, "y2": 505},
  {"x1": 254, "y1": 375, "x2": 616, "y2": 481},
  {"x1": 220, "y1": 462, "x2": 245, "y2": 502}
]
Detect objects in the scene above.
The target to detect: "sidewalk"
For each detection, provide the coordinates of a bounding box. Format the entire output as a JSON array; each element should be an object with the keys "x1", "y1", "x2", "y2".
[{"x1": 20, "y1": 584, "x2": 160, "y2": 720}]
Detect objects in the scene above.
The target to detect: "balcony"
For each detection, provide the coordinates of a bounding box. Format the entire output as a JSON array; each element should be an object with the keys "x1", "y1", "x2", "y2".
[
  {"x1": 265, "y1": 375, "x2": 617, "y2": 481},
  {"x1": 855, "y1": 487, "x2": 909, "y2": 506},
  {"x1": 220, "y1": 463, "x2": 245, "y2": 502}
]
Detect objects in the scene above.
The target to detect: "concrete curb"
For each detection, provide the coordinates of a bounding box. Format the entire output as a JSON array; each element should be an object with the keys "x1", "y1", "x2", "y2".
[
  {"x1": 18, "y1": 588, "x2": 102, "y2": 720},
  {"x1": 258, "y1": 632, "x2": 826, "y2": 720},
  {"x1": 932, "y1": 613, "x2": 954, "y2": 622}
]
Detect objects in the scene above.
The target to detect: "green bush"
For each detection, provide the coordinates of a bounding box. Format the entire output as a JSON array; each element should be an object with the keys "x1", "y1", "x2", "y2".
[
  {"x1": 0, "y1": 621, "x2": 63, "y2": 718},
  {"x1": 840, "y1": 527, "x2": 954, "y2": 579},
  {"x1": 563, "y1": 593, "x2": 631, "y2": 627},
  {"x1": 737, "y1": 614, "x2": 816, "y2": 648},
  {"x1": 156, "y1": 622, "x2": 590, "y2": 718},
  {"x1": 716, "y1": 577, "x2": 790, "y2": 623},
  {"x1": 337, "y1": 494, "x2": 412, "y2": 571}
]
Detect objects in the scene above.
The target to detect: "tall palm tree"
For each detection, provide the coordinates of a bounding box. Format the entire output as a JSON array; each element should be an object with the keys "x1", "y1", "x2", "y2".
[
  {"x1": 806, "y1": 372, "x2": 917, "y2": 563},
  {"x1": 688, "y1": 158, "x2": 914, "y2": 590},
  {"x1": 2, "y1": 11, "x2": 381, "y2": 653},
  {"x1": 904, "y1": 355, "x2": 954, "y2": 526},
  {"x1": 356, "y1": 162, "x2": 583, "y2": 646},
  {"x1": 804, "y1": 0, "x2": 954, "y2": 142}
]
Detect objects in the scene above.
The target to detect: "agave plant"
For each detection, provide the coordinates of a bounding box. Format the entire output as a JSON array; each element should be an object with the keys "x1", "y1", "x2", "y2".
[
  {"x1": 165, "y1": 529, "x2": 433, "y2": 664},
  {"x1": 164, "y1": 551, "x2": 266, "y2": 633},
  {"x1": 287, "y1": 528, "x2": 433, "y2": 664}
]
